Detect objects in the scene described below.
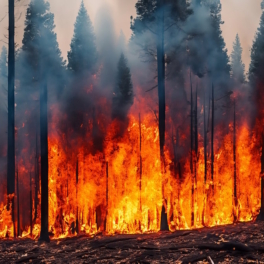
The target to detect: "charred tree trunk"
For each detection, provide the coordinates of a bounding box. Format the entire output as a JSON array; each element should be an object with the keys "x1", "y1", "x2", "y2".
[
  {"x1": 195, "y1": 86, "x2": 198, "y2": 159},
  {"x1": 76, "y1": 159, "x2": 79, "y2": 234},
  {"x1": 7, "y1": 0, "x2": 15, "y2": 236},
  {"x1": 176, "y1": 128, "x2": 182, "y2": 180},
  {"x1": 39, "y1": 75, "x2": 50, "y2": 242},
  {"x1": 233, "y1": 101, "x2": 238, "y2": 222},
  {"x1": 257, "y1": 133, "x2": 264, "y2": 220},
  {"x1": 204, "y1": 90, "x2": 207, "y2": 184},
  {"x1": 139, "y1": 114, "x2": 142, "y2": 231},
  {"x1": 211, "y1": 84, "x2": 214, "y2": 188},
  {"x1": 202, "y1": 89, "x2": 207, "y2": 226},
  {"x1": 34, "y1": 131, "x2": 39, "y2": 221},
  {"x1": 105, "y1": 161, "x2": 109, "y2": 231},
  {"x1": 190, "y1": 74, "x2": 194, "y2": 227},
  {"x1": 16, "y1": 169, "x2": 20, "y2": 237},
  {"x1": 157, "y1": 0, "x2": 168, "y2": 231},
  {"x1": 30, "y1": 172, "x2": 33, "y2": 236}
]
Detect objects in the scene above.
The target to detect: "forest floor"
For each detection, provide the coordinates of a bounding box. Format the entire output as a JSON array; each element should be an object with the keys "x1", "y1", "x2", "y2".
[{"x1": 1, "y1": 221, "x2": 264, "y2": 263}]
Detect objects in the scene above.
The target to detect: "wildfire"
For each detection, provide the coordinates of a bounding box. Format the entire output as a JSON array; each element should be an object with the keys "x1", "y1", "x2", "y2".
[{"x1": 0, "y1": 85, "x2": 261, "y2": 240}]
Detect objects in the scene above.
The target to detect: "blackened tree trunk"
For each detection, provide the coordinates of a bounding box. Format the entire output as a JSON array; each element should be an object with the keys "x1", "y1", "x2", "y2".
[
  {"x1": 7, "y1": 0, "x2": 15, "y2": 235},
  {"x1": 257, "y1": 133, "x2": 264, "y2": 220},
  {"x1": 157, "y1": 0, "x2": 168, "y2": 231},
  {"x1": 195, "y1": 87, "x2": 198, "y2": 158},
  {"x1": 30, "y1": 172, "x2": 33, "y2": 236},
  {"x1": 204, "y1": 90, "x2": 207, "y2": 184},
  {"x1": 39, "y1": 76, "x2": 50, "y2": 242},
  {"x1": 190, "y1": 75, "x2": 194, "y2": 227},
  {"x1": 16, "y1": 169, "x2": 20, "y2": 237},
  {"x1": 211, "y1": 84, "x2": 214, "y2": 188},
  {"x1": 139, "y1": 113, "x2": 142, "y2": 231},
  {"x1": 35, "y1": 131, "x2": 39, "y2": 221},
  {"x1": 233, "y1": 101, "x2": 238, "y2": 222},
  {"x1": 76, "y1": 159, "x2": 79, "y2": 234},
  {"x1": 105, "y1": 161, "x2": 109, "y2": 231}
]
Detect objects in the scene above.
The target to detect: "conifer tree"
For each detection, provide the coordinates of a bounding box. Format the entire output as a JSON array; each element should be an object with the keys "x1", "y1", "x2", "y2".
[
  {"x1": 68, "y1": 1, "x2": 97, "y2": 75},
  {"x1": 249, "y1": 1, "x2": 264, "y2": 221},
  {"x1": 249, "y1": 3, "x2": 264, "y2": 85},
  {"x1": 231, "y1": 34, "x2": 245, "y2": 84},
  {"x1": 7, "y1": 0, "x2": 15, "y2": 237},
  {"x1": 17, "y1": 0, "x2": 65, "y2": 101},
  {"x1": 131, "y1": 0, "x2": 190, "y2": 232},
  {"x1": 112, "y1": 53, "x2": 133, "y2": 121},
  {"x1": 17, "y1": 0, "x2": 65, "y2": 242}
]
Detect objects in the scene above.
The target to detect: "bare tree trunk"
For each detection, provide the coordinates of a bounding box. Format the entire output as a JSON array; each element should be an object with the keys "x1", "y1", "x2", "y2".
[
  {"x1": 139, "y1": 113, "x2": 142, "y2": 231},
  {"x1": 176, "y1": 128, "x2": 182, "y2": 180},
  {"x1": 76, "y1": 159, "x2": 79, "y2": 234},
  {"x1": 190, "y1": 74, "x2": 194, "y2": 227},
  {"x1": 233, "y1": 101, "x2": 238, "y2": 222},
  {"x1": 16, "y1": 169, "x2": 20, "y2": 237},
  {"x1": 30, "y1": 172, "x2": 33, "y2": 236},
  {"x1": 202, "y1": 89, "x2": 207, "y2": 226},
  {"x1": 257, "y1": 133, "x2": 264, "y2": 220},
  {"x1": 39, "y1": 75, "x2": 49, "y2": 242},
  {"x1": 105, "y1": 161, "x2": 108, "y2": 231},
  {"x1": 7, "y1": 0, "x2": 15, "y2": 237},
  {"x1": 211, "y1": 84, "x2": 214, "y2": 189},
  {"x1": 34, "y1": 131, "x2": 39, "y2": 221},
  {"x1": 157, "y1": 0, "x2": 168, "y2": 231}
]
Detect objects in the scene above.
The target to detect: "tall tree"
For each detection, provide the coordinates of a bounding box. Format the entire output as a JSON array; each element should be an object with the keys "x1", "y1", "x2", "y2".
[
  {"x1": 131, "y1": 0, "x2": 190, "y2": 231},
  {"x1": 18, "y1": 0, "x2": 64, "y2": 241},
  {"x1": 250, "y1": 1, "x2": 264, "y2": 220},
  {"x1": 68, "y1": 1, "x2": 97, "y2": 76},
  {"x1": 7, "y1": 0, "x2": 16, "y2": 237},
  {"x1": 231, "y1": 34, "x2": 245, "y2": 84},
  {"x1": 112, "y1": 53, "x2": 133, "y2": 121}
]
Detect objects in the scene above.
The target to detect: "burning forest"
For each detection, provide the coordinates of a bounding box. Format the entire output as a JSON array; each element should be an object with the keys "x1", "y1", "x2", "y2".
[{"x1": 0, "y1": 0, "x2": 264, "y2": 253}]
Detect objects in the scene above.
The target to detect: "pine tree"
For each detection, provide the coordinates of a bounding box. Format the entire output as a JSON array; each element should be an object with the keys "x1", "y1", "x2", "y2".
[
  {"x1": 17, "y1": 0, "x2": 65, "y2": 242},
  {"x1": 231, "y1": 34, "x2": 245, "y2": 83},
  {"x1": 131, "y1": 0, "x2": 190, "y2": 232},
  {"x1": 189, "y1": 0, "x2": 230, "y2": 82},
  {"x1": 249, "y1": 8, "x2": 264, "y2": 85},
  {"x1": 68, "y1": 1, "x2": 97, "y2": 75},
  {"x1": 250, "y1": 1, "x2": 264, "y2": 221},
  {"x1": 17, "y1": 0, "x2": 65, "y2": 97},
  {"x1": 112, "y1": 53, "x2": 133, "y2": 121},
  {"x1": 7, "y1": 0, "x2": 16, "y2": 237}
]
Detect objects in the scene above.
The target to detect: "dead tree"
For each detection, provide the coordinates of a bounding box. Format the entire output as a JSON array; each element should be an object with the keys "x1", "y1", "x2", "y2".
[
  {"x1": 34, "y1": 131, "x2": 39, "y2": 221},
  {"x1": 30, "y1": 172, "x2": 33, "y2": 236},
  {"x1": 105, "y1": 161, "x2": 109, "y2": 231},
  {"x1": 16, "y1": 169, "x2": 20, "y2": 237},
  {"x1": 204, "y1": 89, "x2": 207, "y2": 184},
  {"x1": 233, "y1": 100, "x2": 238, "y2": 222},
  {"x1": 139, "y1": 113, "x2": 142, "y2": 231},
  {"x1": 76, "y1": 159, "x2": 79, "y2": 234},
  {"x1": 257, "y1": 133, "x2": 264, "y2": 220},
  {"x1": 157, "y1": 0, "x2": 169, "y2": 231},
  {"x1": 190, "y1": 74, "x2": 194, "y2": 227},
  {"x1": 211, "y1": 84, "x2": 215, "y2": 188},
  {"x1": 7, "y1": 0, "x2": 15, "y2": 236},
  {"x1": 39, "y1": 75, "x2": 49, "y2": 242}
]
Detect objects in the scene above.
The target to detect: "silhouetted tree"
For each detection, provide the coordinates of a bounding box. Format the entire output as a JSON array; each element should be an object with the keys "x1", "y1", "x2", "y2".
[
  {"x1": 7, "y1": 0, "x2": 16, "y2": 237},
  {"x1": 68, "y1": 1, "x2": 97, "y2": 76},
  {"x1": 112, "y1": 53, "x2": 133, "y2": 121},
  {"x1": 131, "y1": 0, "x2": 190, "y2": 231},
  {"x1": 231, "y1": 34, "x2": 245, "y2": 84}
]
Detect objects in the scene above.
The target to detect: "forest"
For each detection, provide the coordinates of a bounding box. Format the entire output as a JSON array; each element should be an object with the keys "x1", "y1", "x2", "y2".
[{"x1": 1, "y1": 0, "x2": 264, "y2": 250}]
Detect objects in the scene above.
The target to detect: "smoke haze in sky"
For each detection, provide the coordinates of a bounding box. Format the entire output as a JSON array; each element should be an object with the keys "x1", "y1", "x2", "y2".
[{"x1": 0, "y1": 0, "x2": 262, "y2": 71}]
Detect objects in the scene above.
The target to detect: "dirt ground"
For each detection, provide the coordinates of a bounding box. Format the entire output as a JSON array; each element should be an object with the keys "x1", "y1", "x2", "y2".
[{"x1": 1, "y1": 221, "x2": 264, "y2": 263}]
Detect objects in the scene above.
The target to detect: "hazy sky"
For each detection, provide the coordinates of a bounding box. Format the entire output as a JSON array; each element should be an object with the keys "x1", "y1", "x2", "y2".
[{"x1": 0, "y1": 0, "x2": 262, "y2": 71}]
